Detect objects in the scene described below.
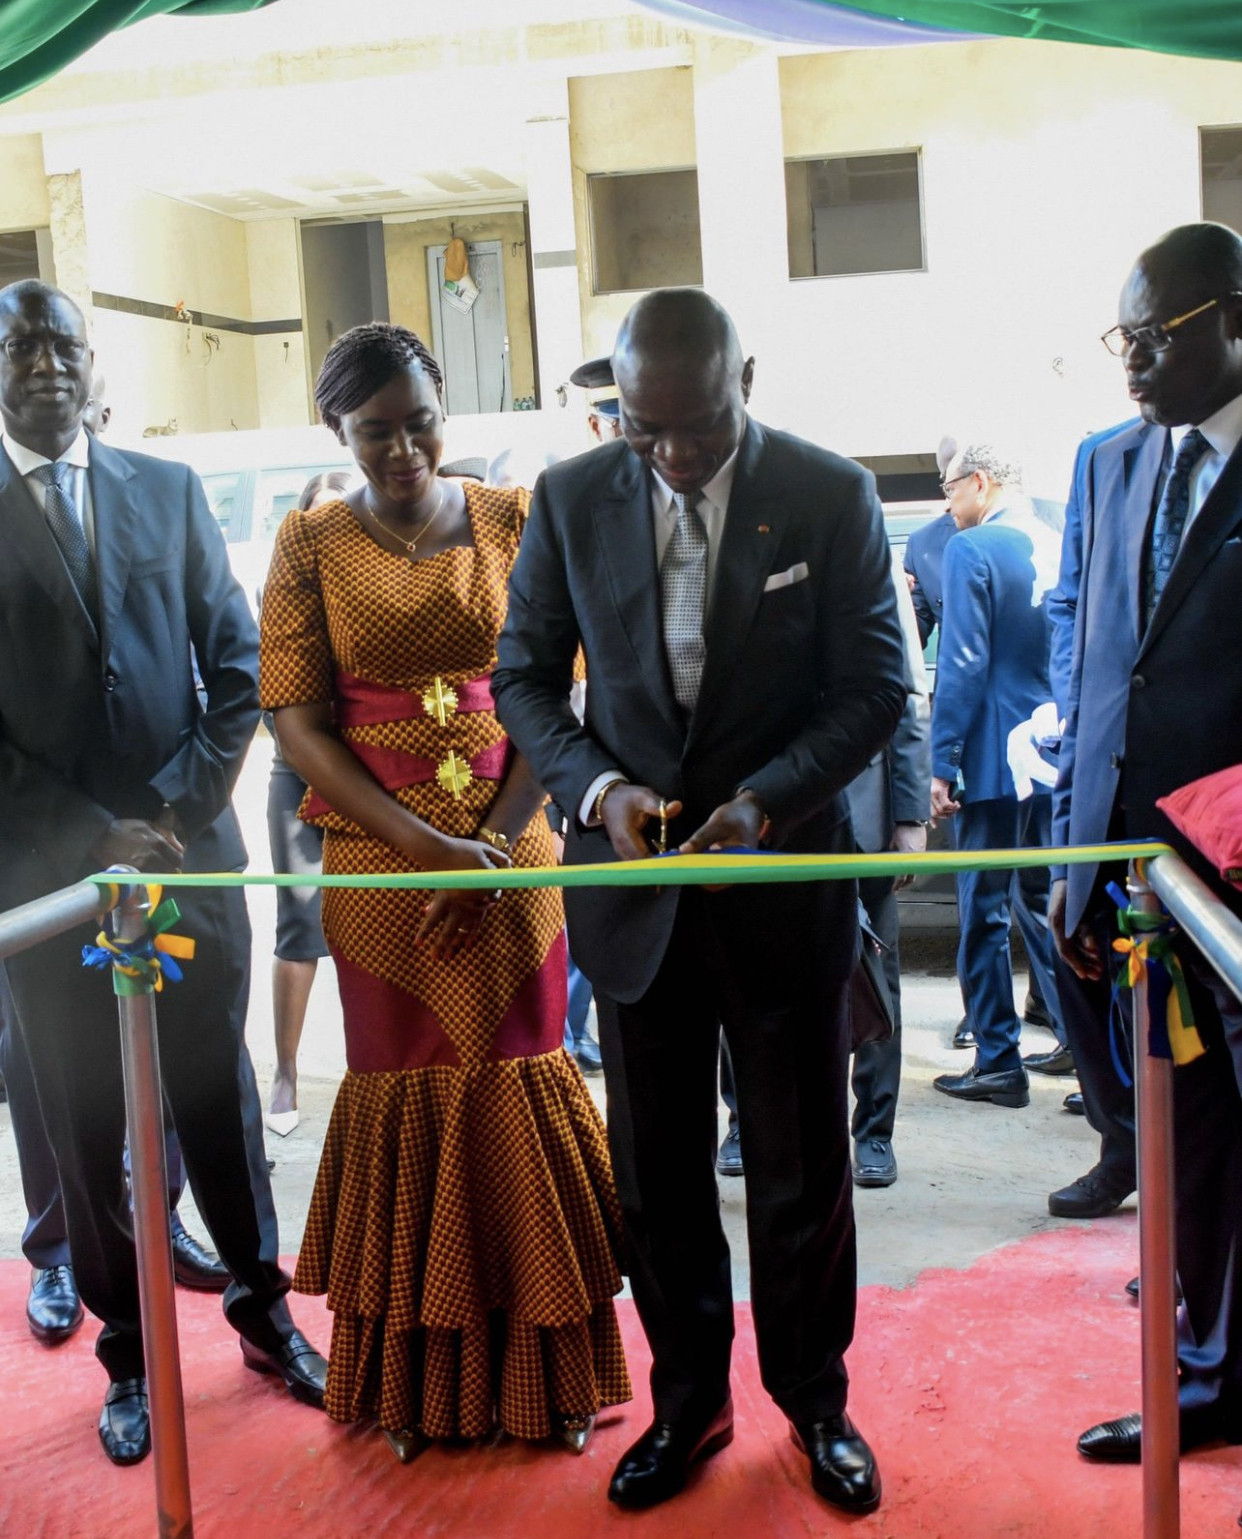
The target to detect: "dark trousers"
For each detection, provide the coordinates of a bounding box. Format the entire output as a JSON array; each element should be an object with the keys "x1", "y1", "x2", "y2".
[
  {"x1": 1, "y1": 971, "x2": 187, "y2": 1268},
  {"x1": 1053, "y1": 908, "x2": 1136, "y2": 1181},
  {"x1": 850, "y1": 874, "x2": 903, "y2": 1145},
  {"x1": 5, "y1": 884, "x2": 291, "y2": 1380},
  {"x1": 953, "y1": 794, "x2": 1063, "y2": 1075},
  {"x1": 594, "y1": 880, "x2": 857, "y2": 1427}
]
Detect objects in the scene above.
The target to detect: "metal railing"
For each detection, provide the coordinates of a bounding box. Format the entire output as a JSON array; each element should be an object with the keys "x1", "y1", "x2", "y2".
[{"x1": 0, "y1": 848, "x2": 1240, "y2": 1539}]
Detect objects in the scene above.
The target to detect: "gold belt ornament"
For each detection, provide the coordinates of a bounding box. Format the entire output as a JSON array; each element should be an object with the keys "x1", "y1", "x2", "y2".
[
  {"x1": 437, "y1": 750, "x2": 473, "y2": 799},
  {"x1": 423, "y1": 676, "x2": 458, "y2": 726}
]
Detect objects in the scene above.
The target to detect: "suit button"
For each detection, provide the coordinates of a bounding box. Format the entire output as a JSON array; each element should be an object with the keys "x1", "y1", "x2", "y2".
[
  {"x1": 1131, "y1": 673, "x2": 1146, "y2": 690},
  {"x1": 103, "y1": 670, "x2": 117, "y2": 691},
  {"x1": 1110, "y1": 752, "x2": 1123, "y2": 770}
]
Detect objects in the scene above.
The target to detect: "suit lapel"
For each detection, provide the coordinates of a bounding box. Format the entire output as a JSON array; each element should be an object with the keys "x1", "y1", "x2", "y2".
[
  {"x1": 592, "y1": 449, "x2": 683, "y2": 736},
  {"x1": 1122, "y1": 423, "x2": 1167, "y2": 648},
  {"x1": 1140, "y1": 434, "x2": 1242, "y2": 657},
  {"x1": 88, "y1": 438, "x2": 141, "y2": 663},
  {"x1": 689, "y1": 420, "x2": 785, "y2": 743},
  {"x1": 0, "y1": 445, "x2": 99, "y2": 650}
]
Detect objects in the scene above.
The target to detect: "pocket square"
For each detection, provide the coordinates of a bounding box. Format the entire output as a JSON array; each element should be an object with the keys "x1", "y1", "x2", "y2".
[{"x1": 763, "y1": 562, "x2": 809, "y2": 592}]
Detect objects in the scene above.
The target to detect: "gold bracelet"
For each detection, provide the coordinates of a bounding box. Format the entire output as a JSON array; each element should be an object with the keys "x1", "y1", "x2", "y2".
[
  {"x1": 477, "y1": 826, "x2": 512, "y2": 858},
  {"x1": 592, "y1": 777, "x2": 626, "y2": 824}
]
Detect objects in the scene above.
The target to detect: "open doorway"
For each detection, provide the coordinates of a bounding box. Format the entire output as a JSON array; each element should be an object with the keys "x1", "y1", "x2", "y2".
[{"x1": 300, "y1": 220, "x2": 390, "y2": 387}]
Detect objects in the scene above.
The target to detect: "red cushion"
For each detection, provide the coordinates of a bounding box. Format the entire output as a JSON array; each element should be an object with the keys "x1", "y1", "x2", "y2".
[{"x1": 1157, "y1": 764, "x2": 1242, "y2": 889}]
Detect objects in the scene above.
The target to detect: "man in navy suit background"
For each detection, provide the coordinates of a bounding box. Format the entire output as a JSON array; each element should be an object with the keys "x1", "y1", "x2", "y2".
[
  {"x1": 1053, "y1": 224, "x2": 1242, "y2": 1466},
  {"x1": 929, "y1": 444, "x2": 1065, "y2": 1109}
]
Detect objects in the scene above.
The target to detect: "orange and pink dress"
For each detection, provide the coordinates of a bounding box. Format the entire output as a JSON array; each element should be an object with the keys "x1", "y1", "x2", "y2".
[{"x1": 259, "y1": 484, "x2": 630, "y2": 1439}]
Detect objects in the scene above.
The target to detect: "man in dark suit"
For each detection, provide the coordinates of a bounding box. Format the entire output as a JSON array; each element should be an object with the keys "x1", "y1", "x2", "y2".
[
  {"x1": 0, "y1": 281, "x2": 326, "y2": 1466},
  {"x1": 929, "y1": 444, "x2": 1065, "y2": 1109},
  {"x1": 1051, "y1": 224, "x2": 1242, "y2": 1465},
  {"x1": 494, "y1": 288, "x2": 905, "y2": 1514}
]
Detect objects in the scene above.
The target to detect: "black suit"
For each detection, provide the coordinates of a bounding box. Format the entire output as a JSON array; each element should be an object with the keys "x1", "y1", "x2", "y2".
[
  {"x1": 0, "y1": 434, "x2": 290, "y2": 1379},
  {"x1": 494, "y1": 419, "x2": 906, "y2": 1425}
]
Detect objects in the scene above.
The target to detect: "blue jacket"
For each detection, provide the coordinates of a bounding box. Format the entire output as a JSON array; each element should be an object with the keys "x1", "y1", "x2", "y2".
[{"x1": 931, "y1": 502, "x2": 1062, "y2": 803}]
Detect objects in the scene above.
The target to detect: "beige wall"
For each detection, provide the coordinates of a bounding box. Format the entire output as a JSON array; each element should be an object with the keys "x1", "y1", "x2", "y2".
[
  {"x1": 569, "y1": 66, "x2": 698, "y2": 358},
  {"x1": 246, "y1": 218, "x2": 311, "y2": 428},
  {"x1": 382, "y1": 210, "x2": 535, "y2": 405},
  {"x1": 0, "y1": 135, "x2": 50, "y2": 231}
]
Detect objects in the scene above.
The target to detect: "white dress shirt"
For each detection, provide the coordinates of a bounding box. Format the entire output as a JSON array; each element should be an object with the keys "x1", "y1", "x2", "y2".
[
  {"x1": 1, "y1": 426, "x2": 96, "y2": 555},
  {"x1": 1177, "y1": 388, "x2": 1242, "y2": 534},
  {"x1": 578, "y1": 450, "x2": 740, "y2": 825}
]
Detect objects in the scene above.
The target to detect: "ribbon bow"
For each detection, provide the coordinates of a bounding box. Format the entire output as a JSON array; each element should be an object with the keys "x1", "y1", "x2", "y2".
[
  {"x1": 1112, "y1": 902, "x2": 1205, "y2": 1066},
  {"x1": 82, "y1": 885, "x2": 196, "y2": 996}
]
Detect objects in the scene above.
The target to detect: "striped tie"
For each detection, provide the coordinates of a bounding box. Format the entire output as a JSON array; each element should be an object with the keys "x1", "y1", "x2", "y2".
[
  {"x1": 31, "y1": 461, "x2": 97, "y2": 623},
  {"x1": 661, "y1": 490, "x2": 708, "y2": 712},
  {"x1": 1144, "y1": 428, "x2": 1207, "y2": 628}
]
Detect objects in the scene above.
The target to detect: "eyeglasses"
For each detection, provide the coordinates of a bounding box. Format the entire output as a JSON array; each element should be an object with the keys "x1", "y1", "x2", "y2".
[
  {"x1": 1100, "y1": 295, "x2": 1234, "y2": 358},
  {"x1": 940, "y1": 472, "x2": 972, "y2": 495},
  {"x1": 1, "y1": 335, "x2": 89, "y2": 365}
]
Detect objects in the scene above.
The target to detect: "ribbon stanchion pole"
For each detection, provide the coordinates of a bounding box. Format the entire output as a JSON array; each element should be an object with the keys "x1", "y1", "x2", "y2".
[
  {"x1": 111, "y1": 883, "x2": 194, "y2": 1539},
  {"x1": 1128, "y1": 859, "x2": 1180, "y2": 1539}
]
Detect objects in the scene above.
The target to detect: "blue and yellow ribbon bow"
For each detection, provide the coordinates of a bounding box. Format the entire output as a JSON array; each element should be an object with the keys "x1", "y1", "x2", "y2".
[
  {"x1": 1112, "y1": 906, "x2": 1205, "y2": 1067},
  {"x1": 81, "y1": 884, "x2": 196, "y2": 996}
]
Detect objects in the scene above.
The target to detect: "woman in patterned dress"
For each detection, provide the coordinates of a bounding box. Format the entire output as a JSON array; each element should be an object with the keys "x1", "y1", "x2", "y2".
[{"x1": 259, "y1": 323, "x2": 629, "y2": 1462}]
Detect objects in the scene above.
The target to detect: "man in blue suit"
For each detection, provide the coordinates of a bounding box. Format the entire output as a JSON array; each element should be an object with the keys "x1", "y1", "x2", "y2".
[
  {"x1": 1053, "y1": 224, "x2": 1242, "y2": 1465},
  {"x1": 929, "y1": 444, "x2": 1065, "y2": 1108}
]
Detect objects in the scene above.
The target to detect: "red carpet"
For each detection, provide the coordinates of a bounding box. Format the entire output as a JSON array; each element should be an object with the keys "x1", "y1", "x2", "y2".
[{"x1": 1, "y1": 1219, "x2": 1239, "y2": 1538}]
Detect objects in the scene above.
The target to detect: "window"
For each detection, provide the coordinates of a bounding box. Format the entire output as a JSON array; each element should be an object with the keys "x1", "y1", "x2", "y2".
[
  {"x1": 1201, "y1": 126, "x2": 1242, "y2": 234},
  {"x1": 589, "y1": 169, "x2": 703, "y2": 294},
  {"x1": 785, "y1": 151, "x2": 924, "y2": 279},
  {"x1": 0, "y1": 230, "x2": 44, "y2": 288}
]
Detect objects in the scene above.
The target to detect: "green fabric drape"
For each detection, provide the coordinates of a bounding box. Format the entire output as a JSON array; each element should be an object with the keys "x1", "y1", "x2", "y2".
[
  {"x1": 0, "y1": 1, "x2": 282, "y2": 104},
  {"x1": 834, "y1": 2, "x2": 1242, "y2": 65}
]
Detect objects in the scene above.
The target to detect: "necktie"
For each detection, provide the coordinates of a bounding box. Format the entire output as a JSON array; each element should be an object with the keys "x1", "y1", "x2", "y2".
[
  {"x1": 1144, "y1": 427, "x2": 1208, "y2": 627},
  {"x1": 661, "y1": 489, "x2": 708, "y2": 712},
  {"x1": 31, "y1": 462, "x2": 97, "y2": 622}
]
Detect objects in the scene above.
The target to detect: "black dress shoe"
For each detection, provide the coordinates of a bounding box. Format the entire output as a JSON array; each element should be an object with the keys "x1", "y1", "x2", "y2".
[
  {"x1": 608, "y1": 1399, "x2": 734, "y2": 1509},
  {"x1": 791, "y1": 1414, "x2": 881, "y2": 1514},
  {"x1": 1048, "y1": 1162, "x2": 1135, "y2": 1218},
  {"x1": 573, "y1": 1035, "x2": 603, "y2": 1075},
  {"x1": 99, "y1": 1378, "x2": 150, "y2": 1466},
  {"x1": 1125, "y1": 1275, "x2": 1182, "y2": 1305},
  {"x1": 716, "y1": 1124, "x2": 743, "y2": 1178},
  {"x1": 170, "y1": 1213, "x2": 231, "y2": 1292},
  {"x1": 1023, "y1": 992, "x2": 1056, "y2": 1033},
  {"x1": 240, "y1": 1327, "x2": 328, "y2": 1409},
  {"x1": 852, "y1": 1138, "x2": 897, "y2": 1188},
  {"x1": 1064, "y1": 1091, "x2": 1085, "y2": 1115},
  {"x1": 933, "y1": 1065, "x2": 1029, "y2": 1108},
  {"x1": 1023, "y1": 1045, "x2": 1076, "y2": 1077},
  {"x1": 27, "y1": 1264, "x2": 84, "y2": 1344},
  {"x1": 952, "y1": 1016, "x2": 975, "y2": 1049},
  {"x1": 1078, "y1": 1406, "x2": 1229, "y2": 1463}
]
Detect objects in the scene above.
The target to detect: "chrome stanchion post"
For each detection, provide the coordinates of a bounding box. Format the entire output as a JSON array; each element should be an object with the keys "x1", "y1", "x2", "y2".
[
  {"x1": 111, "y1": 882, "x2": 194, "y2": 1539},
  {"x1": 1128, "y1": 859, "x2": 1180, "y2": 1539}
]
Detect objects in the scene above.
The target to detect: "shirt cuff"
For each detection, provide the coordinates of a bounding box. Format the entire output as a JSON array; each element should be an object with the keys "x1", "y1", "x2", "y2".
[{"x1": 580, "y1": 771, "x2": 627, "y2": 827}]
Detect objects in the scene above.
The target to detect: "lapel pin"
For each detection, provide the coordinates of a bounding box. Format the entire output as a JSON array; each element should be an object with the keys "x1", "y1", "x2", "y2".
[{"x1": 757, "y1": 523, "x2": 770, "y2": 534}]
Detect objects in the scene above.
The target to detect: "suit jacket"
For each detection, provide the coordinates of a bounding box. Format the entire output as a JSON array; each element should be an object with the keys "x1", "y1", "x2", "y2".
[
  {"x1": 493, "y1": 417, "x2": 908, "y2": 1003},
  {"x1": 1047, "y1": 420, "x2": 1138, "y2": 719},
  {"x1": 931, "y1": 503, "x2": 1061, "y2": 804},
  {"x1": 904, "y1": 509, "x2": 954, "y2": 647},
  {"x1": 0, "y1": 435, "x2": 258, "y2": 908},
  {"x1": 1053, "y1": 418, "x2": 1242, "y2": 930}
]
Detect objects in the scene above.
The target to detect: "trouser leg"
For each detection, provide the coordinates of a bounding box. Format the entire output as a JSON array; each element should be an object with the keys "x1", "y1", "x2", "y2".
[
  {"x1": 954, "y1": 799, "x2": 1023, "y2": 1075},
  {"x1": 851, "y1": 875, "x2": 903, "y2": 1144},
  {"x1": 0, "y1": 974, "x2": 71, "y2": 1269},
  {"x1": 1010, "y1": 796, "x2": 1065, "y2": 1047}
]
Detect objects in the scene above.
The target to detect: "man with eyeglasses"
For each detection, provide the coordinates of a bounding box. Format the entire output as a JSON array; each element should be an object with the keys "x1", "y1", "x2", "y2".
[
  {"x1": 1052, "y1": 224, "x2": 1242, "y2": 1471},
  {"x1": 0, "y1": 281, "x2": 327, "y2": 1467}
]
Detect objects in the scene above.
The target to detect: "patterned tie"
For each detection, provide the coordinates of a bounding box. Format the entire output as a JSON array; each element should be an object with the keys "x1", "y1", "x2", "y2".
[
  {"x1": 660, "y1": 489, "x2": 708, "y2": 712},
  {"x1": 1144, "y1": 427, "x2": 1208, "y2": 628},
  {"x1": 31, "y1": 461, "x2": 97, "y2": 622}
]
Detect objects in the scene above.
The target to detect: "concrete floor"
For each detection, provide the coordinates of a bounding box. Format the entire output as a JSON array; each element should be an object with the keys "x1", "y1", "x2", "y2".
[{"x1": 0, "y1": 731, "x2": 1118, "y2": 1295}]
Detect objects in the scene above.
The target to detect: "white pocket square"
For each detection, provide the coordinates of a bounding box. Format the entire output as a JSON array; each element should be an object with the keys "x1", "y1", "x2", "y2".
[{"x1": 763, "y1": 562, "x2": 809, "y2": 592}]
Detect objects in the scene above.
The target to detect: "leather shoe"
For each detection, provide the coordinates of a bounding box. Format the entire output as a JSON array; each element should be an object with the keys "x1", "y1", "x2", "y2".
[
  {"x1": 716, "y1": 1124, "x2": 743, "y2": 1178},
  {"x1": 1064, "y1": 1091, "x2": 1085, "y2": 1115},
  {"x1": 170, "y1": 1213, "x2": 230, "y2": 1292},
  {"x1": 608, "y1": 1399, "x2": 734, "y2": 1509},
  {"x1": 791, "y1": 1414, "x2": 881, "y2": 1514},
  {"x1": 1023, "y1": 992, "x2": 1055, "y2": 1032},
  {"x1": 27, "y1": 1264, "x2": 84, "y2": 1344},
  {"x1": 1125, "y1": 1275, "x2": 1182, "y2": 1305},
  {"x1": 1048, "y1": 1162, "x2": 1135, "y2": 1218},
  {"x1": 952, "y1": 1016, "x2": 975, "y2": 1049},
  {"x1": 852, "y1": 1138, "x2": 897, "y2": 1188},
  {"x1": 1023, "y1": 1045, "x2": 1076, "y2": 1077},
  {"x1": 240, "y1": 1327, "x2": 328, "y2": 1409},
  {"x1": 933, "y1": 1065, "x2": 1029, "y2": 1108},
  {"x1": 573, "y1": 1035, "x2": 603, "y2": 1075},
  {"x1": 1078, "y1": 1407, "x2": 1230, "y2": 1463},
  {"x1": 99, "y1": 1378, "x2": 150, "y2": 1466}
]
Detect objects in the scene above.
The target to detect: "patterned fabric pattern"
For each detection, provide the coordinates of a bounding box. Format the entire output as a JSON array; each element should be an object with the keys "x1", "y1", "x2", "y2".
[
  {"x1": 660, "y1": 489, "x2": 708, "y2": 710},
  {"x1": 1145, "y1": 427, "x2": 1208, "y2": 627},
  {"x1": 29, "y1": 462, "x2": 96, "y2": 619},
  {"x1": 260, "y1": 483, "x2": 630, "y2": 1436}
]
